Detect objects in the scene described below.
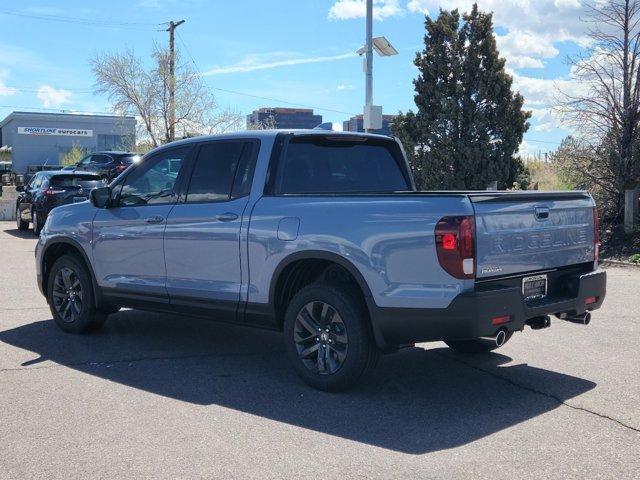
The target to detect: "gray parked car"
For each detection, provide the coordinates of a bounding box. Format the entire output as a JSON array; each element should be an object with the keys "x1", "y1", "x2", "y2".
[{"x1": 35, "y1": 130, "x2": 606, "y2": 390}]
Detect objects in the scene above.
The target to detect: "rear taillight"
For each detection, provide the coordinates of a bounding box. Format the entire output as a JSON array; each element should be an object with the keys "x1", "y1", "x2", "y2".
[
  {"x1": 42, "y1": 188, "x2": 65, "y2": 196},
  {"x1": 593, "y1": 207, "x2": 600, "y2": 262},
  {"x1": 435, "y1": 215, "x2": 475, "y2": 279}
]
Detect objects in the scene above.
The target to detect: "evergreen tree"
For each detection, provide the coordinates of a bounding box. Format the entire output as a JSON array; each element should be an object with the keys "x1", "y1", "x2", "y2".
[{"x1": 393, "y1": 4, "x2": 531, "y2": 190}]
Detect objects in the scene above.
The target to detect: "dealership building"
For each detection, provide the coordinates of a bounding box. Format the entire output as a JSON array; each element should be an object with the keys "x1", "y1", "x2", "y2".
[{"x1": 0, "y1": 111, "x2": 136, "y2": 173}]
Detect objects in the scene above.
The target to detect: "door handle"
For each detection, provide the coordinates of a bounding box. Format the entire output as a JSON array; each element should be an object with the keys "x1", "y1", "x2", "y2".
[
  {"x1": 145, "y1": 215, "x2": 164, "y2": 224},
  {"x1": 216, "y1": 212, "x2": 238, "y2": 222}
]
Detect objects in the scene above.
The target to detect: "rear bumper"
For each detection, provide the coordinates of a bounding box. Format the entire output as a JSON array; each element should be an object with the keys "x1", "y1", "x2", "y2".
[{"x1": 370, "y1": 269, "x2": 606, "y2": 348}]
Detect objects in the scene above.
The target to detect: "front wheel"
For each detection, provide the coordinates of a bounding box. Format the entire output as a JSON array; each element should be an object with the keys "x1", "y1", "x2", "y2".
[
  {"x1": 47, "y1": 255, "x2": 107, "y2": 334},
  {"x1": 16, "y1": 207, "x2": 28, "y2": 231},
  {"x1": 283, "y1": 283, "x2": 379, "y2": 391},
  {"x1": 445, "y1": 332, "x2": 513, "y2": 354}
]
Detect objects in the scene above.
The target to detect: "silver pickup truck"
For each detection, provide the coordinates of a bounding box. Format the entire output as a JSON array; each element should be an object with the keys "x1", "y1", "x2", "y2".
[{"x1": 35, "y1": 130, "x2": 606, "y2": 390}]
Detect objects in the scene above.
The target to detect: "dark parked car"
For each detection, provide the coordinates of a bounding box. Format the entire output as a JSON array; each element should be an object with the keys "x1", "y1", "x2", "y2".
[
  {"x1": 16, "y1": 171, "x2": 102, "y2": 235},
  {"x1": 70, "y1": 151, "x2": 139, "y2": 181}
]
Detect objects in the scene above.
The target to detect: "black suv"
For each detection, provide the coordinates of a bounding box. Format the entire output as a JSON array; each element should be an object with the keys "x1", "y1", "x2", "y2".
[
  {"x1": 70, "y1": 151, "x2": 139, "y2": 181},
  {"x1": 16, "y1": 171, "x2": 103, "y2": 235}
]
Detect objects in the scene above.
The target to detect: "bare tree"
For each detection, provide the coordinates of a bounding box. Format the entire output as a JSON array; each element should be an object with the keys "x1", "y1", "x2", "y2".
[
  {"x1": 246, "y1": 114, "x2": 277, "y2": 130},
  {"x1": 558, "y1": 0, "x2": 640, "y2": 220},
  {"x1": 92, "y1": 45, "x2": 242, "y2": 148}
]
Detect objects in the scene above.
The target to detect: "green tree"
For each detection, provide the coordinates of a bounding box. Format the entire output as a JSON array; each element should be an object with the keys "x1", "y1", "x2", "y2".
[
  {"x1": 393, "y1": 4, "x2": 531, "y2": 190},
  {"x1": 60, "y1": 144, "x2": 87, "y2": 167}
]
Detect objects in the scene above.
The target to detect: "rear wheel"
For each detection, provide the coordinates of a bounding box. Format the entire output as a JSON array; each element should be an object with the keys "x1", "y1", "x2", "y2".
[
  {"x1": 16, "y1": 207, "x2": 28, "y2": 231},
  {"x1": 445, "y1": 332, "x2": 513, "y2": 353},
  {"x1": 284, "y1": 283, "x2": 379, "y2": 391},
  {"x1": 32, "y1": 209, "x2": 42, "y2": 236},
  {"x1": 47, "y1": 255, "x2": 107, "y2": 334}
]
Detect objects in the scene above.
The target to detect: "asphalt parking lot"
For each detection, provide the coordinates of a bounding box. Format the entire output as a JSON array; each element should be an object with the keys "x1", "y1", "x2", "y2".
[{"x1": 0, "y1": 221, "x2": 638, "y2": 479}]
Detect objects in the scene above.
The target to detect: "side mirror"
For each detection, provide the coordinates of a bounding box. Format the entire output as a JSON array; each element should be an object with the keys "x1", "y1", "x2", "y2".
[{"x1": 90, "y1": 186, "x2": 111, "y2": 209}]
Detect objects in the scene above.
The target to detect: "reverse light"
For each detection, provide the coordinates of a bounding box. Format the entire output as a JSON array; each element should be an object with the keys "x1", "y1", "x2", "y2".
[{"x1": 435, "y1": 215, "x2": 476, "y2": 279}]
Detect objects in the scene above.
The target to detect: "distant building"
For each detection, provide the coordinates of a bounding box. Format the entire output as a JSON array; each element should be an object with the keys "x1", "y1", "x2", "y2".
[
  {"x1": 342, "y1": 114, "x2": 396, "y2": 136},
  {"x1": 0, "y1": 111, "x2": 136, "y2": 173},
  {"x1": 246, "y1": 107, "x2": 323, "y2": 130}
]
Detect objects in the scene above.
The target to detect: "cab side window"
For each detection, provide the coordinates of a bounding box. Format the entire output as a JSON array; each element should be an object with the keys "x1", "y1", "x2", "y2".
[
  {"x1": 186, "y1": 142, "x2": 255, "y2": 203},
  {"x1": 117, "y1": 148, "x2": 190, "y2": 207}
]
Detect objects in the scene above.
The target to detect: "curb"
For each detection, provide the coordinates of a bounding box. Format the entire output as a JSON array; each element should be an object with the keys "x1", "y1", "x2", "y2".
[{"x1": 600, "y1": 258, "x2": 640, "y2": 269}]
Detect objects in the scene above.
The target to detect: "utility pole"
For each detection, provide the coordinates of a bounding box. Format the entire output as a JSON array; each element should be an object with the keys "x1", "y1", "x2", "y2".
[
  {"x1": 166, "y1": 19, "x2": 185, "y2": 142},
  {"x1": 364, "y1": 0, "x2": 373, "y2": 133}
]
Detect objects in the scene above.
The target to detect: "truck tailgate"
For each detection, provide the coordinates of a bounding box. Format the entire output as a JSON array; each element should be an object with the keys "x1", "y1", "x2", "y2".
[{"x1": 470, "y1": 192, "x2": 596, "y2": 279}]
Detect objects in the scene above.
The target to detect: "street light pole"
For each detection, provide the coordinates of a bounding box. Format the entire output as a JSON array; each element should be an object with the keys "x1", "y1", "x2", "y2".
[{"x1": 365, "y1": 0, "x2": 373, "y2": 133}]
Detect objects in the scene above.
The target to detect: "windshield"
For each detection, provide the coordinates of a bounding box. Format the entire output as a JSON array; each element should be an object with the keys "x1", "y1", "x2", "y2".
[
  {"x1": 50, "y1": 175, "x2": 102, "y2": 189},
  {"x1": 277, "y1": 136, "x2": 410, "y2": 194}
]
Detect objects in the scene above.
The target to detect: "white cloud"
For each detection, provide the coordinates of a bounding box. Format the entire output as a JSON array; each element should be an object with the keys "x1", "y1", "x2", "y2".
[
  {"x1": 0, "y1": 76, "x2": 17, "y2": 97},
  {"x1": 511, "y1": 73, "x2": 578, "y2": 107},
  {"x1": 407, "y1": 0, "x2": 429, "y2": 14},
  {"x1": 496, "y1": 31, "x2": 559, "y2": 70},
  {"x1": 328, "y1": 0, "x2": 403, "y2": 21},
  {"x1": 203, "y1": 51, "x2": 356, "y2": 76},
  {"x1": 337, "y1": 83, "x2": 355, "y2": 91},
  {"x1": 37, "y1": 85, "x2": 72, "y2": 108},
  {"x1": 328, "y1": 0, "x2": 590, "y2": 70}
]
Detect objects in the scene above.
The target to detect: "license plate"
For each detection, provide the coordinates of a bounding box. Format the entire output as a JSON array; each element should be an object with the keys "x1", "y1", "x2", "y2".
[
  {"x1": 73, "y1": 196, "x2": 87, "y2": 203},
  {"x1": 522, "y1": 274, "x2": 547, "y2": 300}
]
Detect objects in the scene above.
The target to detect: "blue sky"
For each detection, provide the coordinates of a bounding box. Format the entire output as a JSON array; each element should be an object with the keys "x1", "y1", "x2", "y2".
[{"x1": 0, "y1": 0, "x2": 590, "y2": 156}]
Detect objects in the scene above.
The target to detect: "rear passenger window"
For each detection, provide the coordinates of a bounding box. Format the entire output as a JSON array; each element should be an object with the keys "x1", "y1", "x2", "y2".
[
  {"x1": 277, "y1": 136, "x2": 409, "y2": 194},
  {"x1": 186, "y1": 142, "x2": 252, "y2": 203}
]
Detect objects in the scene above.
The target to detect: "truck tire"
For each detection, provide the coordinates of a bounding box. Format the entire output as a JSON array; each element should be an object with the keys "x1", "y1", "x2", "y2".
[
  {"x1": 16, "y1": 207, "x2": 28, "y2": 231},
  {"x1": 47, "y1": 254, "x2": 107, "y2": 334},
  {"x1": 445, "y1": 332, "x2": 513, "y2": 354},
  {"x1": 283, "y1": 283, "x2": 379, "y2": 391}
]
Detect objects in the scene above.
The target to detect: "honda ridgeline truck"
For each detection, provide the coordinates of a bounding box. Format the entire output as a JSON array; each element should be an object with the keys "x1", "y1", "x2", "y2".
[{"x1": 35, "y1": 130, "x2": 606, "y2": 390}]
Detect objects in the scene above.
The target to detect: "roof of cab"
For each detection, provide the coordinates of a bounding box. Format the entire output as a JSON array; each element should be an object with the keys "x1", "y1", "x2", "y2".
[{"x1": 146, "y1": 129, "x2": 395, "y2": 155}]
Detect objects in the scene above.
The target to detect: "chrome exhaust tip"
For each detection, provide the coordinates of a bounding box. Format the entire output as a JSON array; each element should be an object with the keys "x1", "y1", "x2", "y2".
[
  {"x1": 480, "y1": 329, "x2": 508, "y2": 347},
  {"x1": 565, "y1": 312, "x2": 591, "y2": 325}
]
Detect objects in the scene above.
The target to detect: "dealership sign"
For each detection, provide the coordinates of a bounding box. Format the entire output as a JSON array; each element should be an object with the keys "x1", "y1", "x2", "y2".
[{"x1": 18, "y1": 127, "x2": 93, "y2": 137}]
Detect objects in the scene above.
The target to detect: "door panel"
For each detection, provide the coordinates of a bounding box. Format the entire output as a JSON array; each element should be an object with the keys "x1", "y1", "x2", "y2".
[
  {"x1": 92, "y1": 205, "x2": 174, "y2": 297},
  {"x1": 91, "y1": 147, "x2": 191, "y2": 299},
  {"x1": 164, "y1": 198, "x2": 248, "y2": 307},
  {"x1": 164, "y1": 140, "x2": 257, "y2": 318}
]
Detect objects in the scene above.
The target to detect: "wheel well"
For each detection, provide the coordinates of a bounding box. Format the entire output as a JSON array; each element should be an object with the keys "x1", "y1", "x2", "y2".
[
  {"x1": 273, "y1": 259, "x2": 367, "y2": 328},
  {"x1": 42, "y1": 243, "x2": 90, "y2": 295}
]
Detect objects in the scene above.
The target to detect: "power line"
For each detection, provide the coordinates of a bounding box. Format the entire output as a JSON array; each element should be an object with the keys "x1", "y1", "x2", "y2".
[
  {"x1": 525, "y1": 138, "x2": 561, "y2": 145},
  {"x1": 2, "y1": 86, "x2": 93, "y2": 94},
  {"x1": 0, "y1": 7, "x2": 160, "y2": 30},
  {"x1": 0, "y1": 105, "x2": 117, "y2": 115}
]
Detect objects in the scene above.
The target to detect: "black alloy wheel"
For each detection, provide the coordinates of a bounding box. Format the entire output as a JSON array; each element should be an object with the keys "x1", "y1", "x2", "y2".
[
  {"x1": 294, "y1": 300, "x2": 349, "y2": 375},
  {"x1": 47, "y1": 255, "x2": 107, "y2": 333},
  {"x1": 52, "y1": 267, "x2": 84, "y2": 324},
  {"x1": 284, "y1": 283, "x2": 379, "y2": 391}
]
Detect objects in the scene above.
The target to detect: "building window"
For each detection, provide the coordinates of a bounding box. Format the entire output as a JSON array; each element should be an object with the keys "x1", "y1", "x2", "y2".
[{"x1": 98, "y1": 134, "x2": 133, "y2": 150}]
